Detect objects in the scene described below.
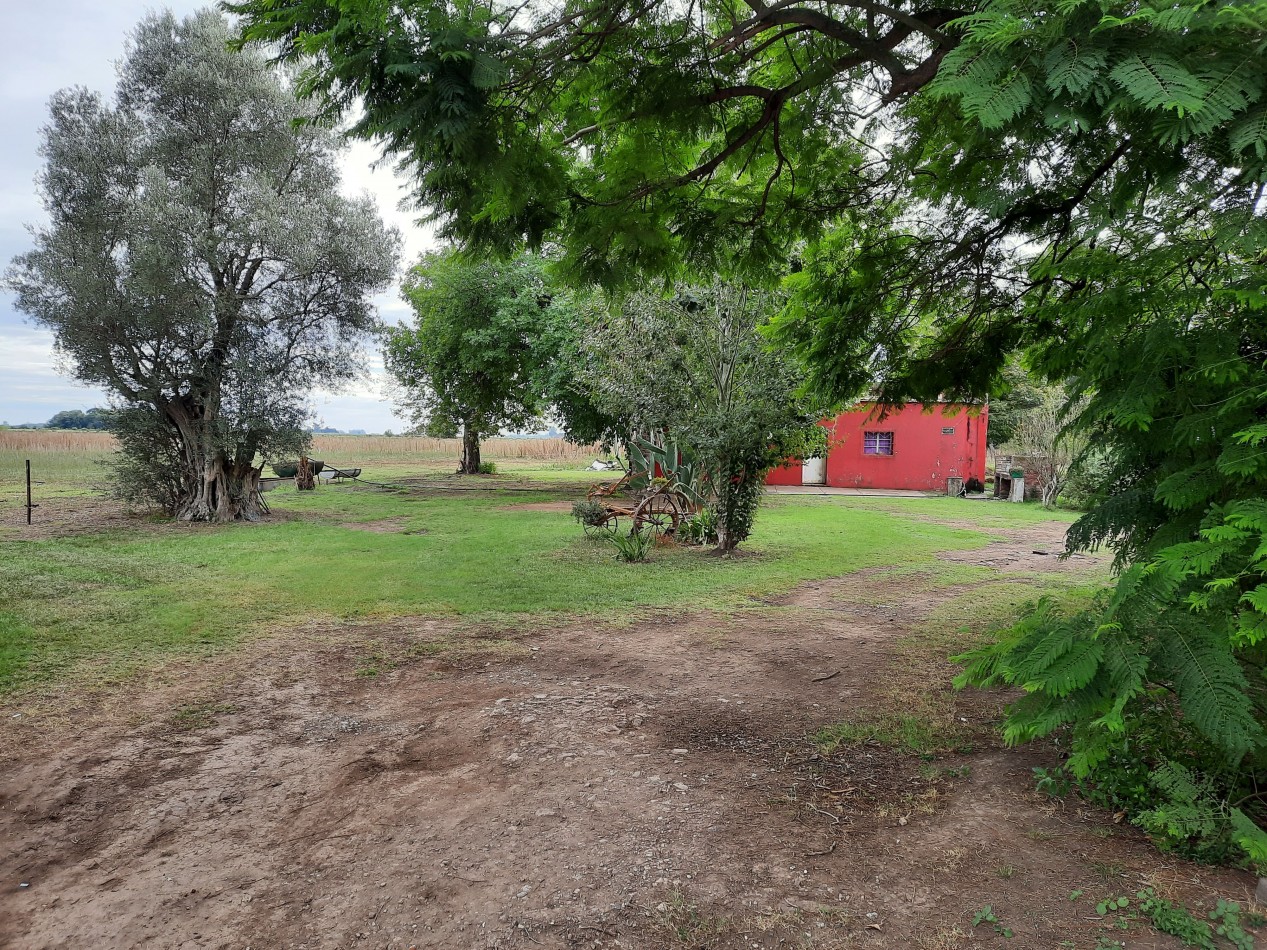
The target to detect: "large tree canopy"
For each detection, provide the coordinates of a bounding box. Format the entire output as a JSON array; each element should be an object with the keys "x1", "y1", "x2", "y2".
[
  {"x1": 8, "y1": 9, "x2": 399, "y2": 521},
  {"x1": 230, "y1": 0, "x2": 1267, "y2": 289}
]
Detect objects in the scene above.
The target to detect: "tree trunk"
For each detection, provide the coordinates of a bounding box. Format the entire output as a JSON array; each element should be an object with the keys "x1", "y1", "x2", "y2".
[
  {"x1": 459, "y1": 425, "x2": 482, "y2": 475},
  {"x1": 296, "y1": 455, "x2": 315, "y2": 491},
  {"x1": 176, "y1": 452, "x2": 265, "y2": 522},
  {"x1": 713, "y1": 524, "x2": 740, "y2": 555}
]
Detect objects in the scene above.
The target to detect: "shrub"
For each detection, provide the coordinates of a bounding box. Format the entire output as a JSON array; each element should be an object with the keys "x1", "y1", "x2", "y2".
[
  {"x1": 960, "y1": 596, "x2": 1267, "y2": 872},
  {"x1": 678, "y1": 507, "x2": 719, "y2": 546},
  {"x1": 571, "y1": 499, "x2": 610, "y2": 528},
  {"x1": 477, "y1": 461, "x2": 497, "y2": 474},
  {"x1": 105, "y1": 407, "x2": 190, "y2": 514}
]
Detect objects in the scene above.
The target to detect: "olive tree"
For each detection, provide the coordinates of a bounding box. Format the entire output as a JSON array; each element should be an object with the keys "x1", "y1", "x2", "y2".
[{"x1": 7, "y1": 9, "x2": 398, "y2": 521}]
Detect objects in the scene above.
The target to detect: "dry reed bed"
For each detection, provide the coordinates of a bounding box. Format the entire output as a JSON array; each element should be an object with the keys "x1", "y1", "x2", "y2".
[
  {"x1": 0, "y1": 430, "x2": 116, "y2": 453},
  {"x1": 0, "y1": 429, "x2": 598, "y2": 461}
]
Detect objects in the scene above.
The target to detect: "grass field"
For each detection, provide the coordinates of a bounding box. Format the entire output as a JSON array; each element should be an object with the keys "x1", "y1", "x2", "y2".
[
  {"x1": 0, "y1": 430, "x2": 605, "y2": 500},
  {"x1": 0, "y1": 433, "x2": 1101, "y2": 700}
]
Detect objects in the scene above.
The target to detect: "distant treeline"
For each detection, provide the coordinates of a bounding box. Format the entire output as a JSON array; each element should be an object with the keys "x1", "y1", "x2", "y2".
[{"x1": 5, "y1": 408, "x2": 113, "y2": 430}]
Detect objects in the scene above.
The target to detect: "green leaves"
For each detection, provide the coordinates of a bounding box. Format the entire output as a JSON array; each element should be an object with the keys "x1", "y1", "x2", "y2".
[
  {"x1": 1114, "y1": 53, "x2": 1211, "y2": 115},
  {"x1": 1155, "y1": 620, "x2": 1261, "y2": 761},
  {"x1": 1044, "y1": 39, "x2": 1108, "y2": 96},
  {"x1": 384, "y1": 251, "x2": 586, "y2": 445},
  {"x1": 931, "y1": 49, "x2": 1033, "y2": 128},
  {"x1": 1231, "y1": 104, "x2": 1267, "y2": 158}
]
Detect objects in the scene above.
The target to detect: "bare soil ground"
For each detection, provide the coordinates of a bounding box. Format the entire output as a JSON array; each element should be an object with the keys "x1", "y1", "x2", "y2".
[
  {"x1": 1, "y1": 520, "x2": 1257, "y2": 949},
  {"x1": 0, "y1": 494, "x2": 157, "y2": 540}
]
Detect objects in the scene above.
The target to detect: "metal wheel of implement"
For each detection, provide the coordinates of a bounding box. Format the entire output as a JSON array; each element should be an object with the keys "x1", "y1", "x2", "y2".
[{"x1": 632, "y1": 492, "x2": 684, "y2": 536}]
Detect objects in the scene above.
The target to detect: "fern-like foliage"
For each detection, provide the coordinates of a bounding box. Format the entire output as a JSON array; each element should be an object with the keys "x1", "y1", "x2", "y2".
[
  {"x1": 1135, "y1": 763, "x2": 1267, "y2": 872},
  {"x1": 1110, "y1": 53, "x2": 1206, "y2": 113},
  {"x1": 1154, "y1": 618, "x2": 1262, "y2": 760}
]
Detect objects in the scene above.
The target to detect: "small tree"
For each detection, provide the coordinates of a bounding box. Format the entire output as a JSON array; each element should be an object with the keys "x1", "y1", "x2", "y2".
[
  {"x1": 385, "y1": 251, "x2": 596, "y2": 472},
  {"x1": 1009, "y1": 390, "x2": 1088, "y2": 508},
  {"x1": 7, "y1": 10, "x2": 398, "y2": 521},
  {"x1": 987, "y1": 359, "x2": 1048, "y2": 450},
  {"x1": 586, "y1": 284, "x2": 826, "y2": 553}
]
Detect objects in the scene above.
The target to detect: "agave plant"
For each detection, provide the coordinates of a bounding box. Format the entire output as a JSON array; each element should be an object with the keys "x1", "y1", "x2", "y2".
[
  {"x1": 607, "y1": 527, "x2": 654, "y2": 562},
  {"x1": 624, "y1": 436, "x2": 711, "y2": 508}
]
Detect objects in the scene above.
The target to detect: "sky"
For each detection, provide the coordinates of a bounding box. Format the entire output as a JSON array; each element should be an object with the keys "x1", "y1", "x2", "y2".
[{"x1": 0, "y1": 2, "x2": 437, "y2": 432}]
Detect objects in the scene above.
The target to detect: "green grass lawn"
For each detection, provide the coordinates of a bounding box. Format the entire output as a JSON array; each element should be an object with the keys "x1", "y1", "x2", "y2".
[{"x1": 0, "y1": 464, "x2": 1103, "y2": 697}]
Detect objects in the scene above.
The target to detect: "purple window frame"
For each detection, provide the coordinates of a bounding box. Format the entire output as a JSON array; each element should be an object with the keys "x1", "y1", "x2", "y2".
[{"x1": 863, "y1": 431, "x2": 894, "y2": 456}]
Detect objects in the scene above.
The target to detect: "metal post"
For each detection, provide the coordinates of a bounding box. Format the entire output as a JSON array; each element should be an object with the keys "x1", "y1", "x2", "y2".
[{"x1": 26, "y1": 459, "x2": 33, "y2": 525}]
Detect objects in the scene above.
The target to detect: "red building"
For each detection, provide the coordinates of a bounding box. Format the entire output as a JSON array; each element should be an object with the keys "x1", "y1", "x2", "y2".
[{"x1": 767, "y1": 402, "x2": 988, "y2": 492}]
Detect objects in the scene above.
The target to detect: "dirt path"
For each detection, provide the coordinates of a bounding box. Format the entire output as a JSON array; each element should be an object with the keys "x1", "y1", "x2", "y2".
[{"x1": 0, "y1": 520, "x2": 1255, "y2": 949}]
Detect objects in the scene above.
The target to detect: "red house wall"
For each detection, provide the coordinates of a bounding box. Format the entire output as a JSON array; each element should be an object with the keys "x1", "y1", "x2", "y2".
[
  {"x1": 765, "y1": 458, "x2": 807, "y2": 486},
  {"x1": 767, "y1": 403, "x2": 987, "y2": 491}
]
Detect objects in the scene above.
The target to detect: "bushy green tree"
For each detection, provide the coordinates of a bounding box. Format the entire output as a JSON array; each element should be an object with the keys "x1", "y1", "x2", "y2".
[
  {"x1": 7, "y1": 10, "x2": 398, "y2": 521},
  {"x1": 385, "y1": 251, "x2": 611, "y2": 471},
  {"x1": 585, "y1": 285, "x2": 827, "y2": 552},
  {"x1": 768, "y1": 6, "x2": 1267, "y2": 861},
  {"x1": 45, "y1": 409, "x2": 111, "y2": 430},
  {"x1": 985, "y1": 360, "x2": 1048, "y2": 451}
]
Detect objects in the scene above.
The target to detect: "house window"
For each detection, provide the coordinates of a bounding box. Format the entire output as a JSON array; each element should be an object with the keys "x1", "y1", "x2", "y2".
[{"x1": 863, "y1": 431, "x2": 894, "y2": 456}]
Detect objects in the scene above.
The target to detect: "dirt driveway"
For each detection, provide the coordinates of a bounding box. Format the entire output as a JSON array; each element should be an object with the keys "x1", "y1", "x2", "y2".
[{"x1": 1, "y1": 520, "x2": 1256, "y2": 949}]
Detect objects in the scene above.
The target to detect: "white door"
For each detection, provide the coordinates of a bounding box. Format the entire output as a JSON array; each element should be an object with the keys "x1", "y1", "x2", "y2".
[{"x1": 802, "y1": 457, "x2": 826, "y2": 485}]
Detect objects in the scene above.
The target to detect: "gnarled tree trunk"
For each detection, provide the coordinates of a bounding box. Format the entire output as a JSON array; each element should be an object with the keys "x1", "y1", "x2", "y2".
[
  {"x1": 163, "y1": 392, "x2": 268, "y2": 522},
  {"x1": 176, "y1": 452, "x2": 265, "y2": 522}
]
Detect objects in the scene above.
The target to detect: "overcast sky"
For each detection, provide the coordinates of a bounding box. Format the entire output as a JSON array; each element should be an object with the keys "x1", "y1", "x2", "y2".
[{"x1": 0, "y1": 2, "x2": 437, "y2": 431}]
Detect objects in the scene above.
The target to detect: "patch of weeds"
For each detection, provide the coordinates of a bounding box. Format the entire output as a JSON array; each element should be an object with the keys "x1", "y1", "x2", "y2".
[
  {"x1": 1138, "y1": 890, "x2": 1219, "y2": 949},
  {"x1": 1069, "y1": 890, "x2": 1084, "y2": 901},
  {"x1": 814, "y1": 714, "x2": 954, "y2": 757},
  {"x1": 995, "y1": 864, "x2": 1017, "y2": 879},
  {"x1": 811, "y1": 905, "x2": 855, "y2": 926},
  {"x1": 971, "y1": 904, "x2": 1014, "y2": 939},
  {"x1": 408, "y1": 634, "x2": 526, "y2": 664},
  {"x1": 355, "y1": 650, "x2": 393, "y2": 677},
  {"x1": 1203, "y1": 897, "x2": 1254, "y2": 950},
  {"x1": 748, "y1": 908, "x2": 805, "y2": 933},
  {"x1": 1096, "y1": 895, "x2": 1132, "y2": 916},
  {"x1": 916, "y1": 925, "x2": 970, "y2": 949},
  {"x1": 1109, "y1": 889, "x2": 1263, "y2": 949},
  {"x1": 1033, "y1": 765, "x2": 1073, "y2": 797},
  {"x1": 651, "y1": 890, "x2": 730, "y2": 947},
  {"x1": 170, "y1": 700, "x2": 238, "y2": 730},
  {"x1": 571, "y1": 499, "x2": 609, "y2": 529},
  {"x1": 1088, "y1": 861, "x2": 1125, "y2": 882},
  {"x1": 1025, "y1": 828, "x2": 1055, "y2": 842}
]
